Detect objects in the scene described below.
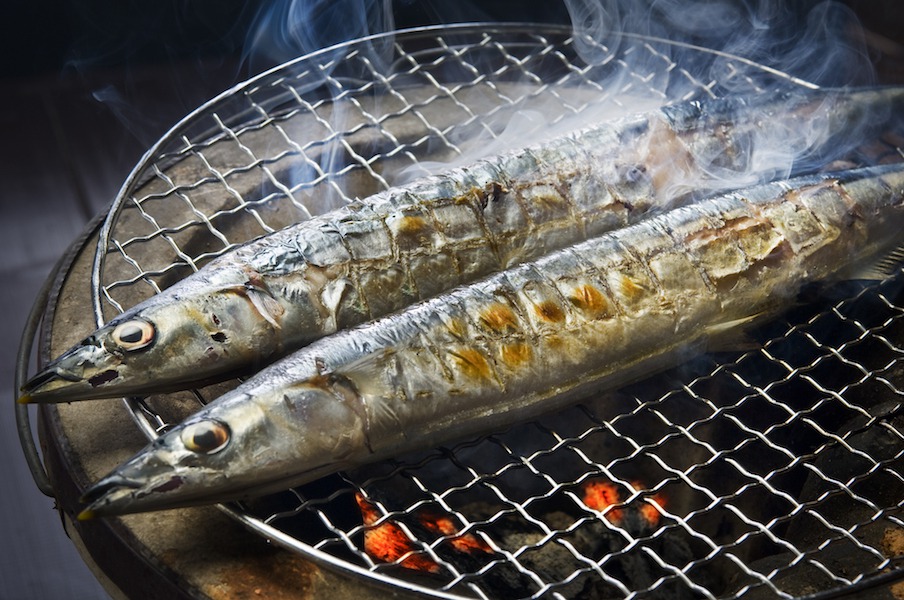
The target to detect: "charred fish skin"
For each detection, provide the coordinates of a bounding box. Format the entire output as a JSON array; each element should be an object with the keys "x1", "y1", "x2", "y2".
[
  {"x1": 23, "y1": 87, "x2": 904, "y2": 403},
  {"x1": 79, "y1": 164, "x2": 904, "y2": 517}
]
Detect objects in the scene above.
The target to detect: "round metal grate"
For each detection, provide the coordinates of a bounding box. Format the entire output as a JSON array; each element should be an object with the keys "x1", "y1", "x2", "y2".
[{"x1": 87, "y1": 24, "x2": 902, "y2": 599}]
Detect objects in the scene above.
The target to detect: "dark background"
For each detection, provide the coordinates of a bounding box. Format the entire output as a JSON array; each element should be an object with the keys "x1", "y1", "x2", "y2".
[
  {"x1": 1, "y1": 1, "x2": 576, "y2": 76},
  {"x1": 4, "y1": 0, "x2": 904, "y2": 77},
  {"x1": 2, "y1": 1, "x2": 904, "y2": 598}
]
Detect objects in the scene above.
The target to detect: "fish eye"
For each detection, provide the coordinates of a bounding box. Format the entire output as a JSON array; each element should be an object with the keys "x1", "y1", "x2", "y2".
[
  {"x1": 111, "y1": 319, "x2": 156, "y2": 352},
  {"x1": 180, "y1": 419, "x2": 230, "y2": 454}
]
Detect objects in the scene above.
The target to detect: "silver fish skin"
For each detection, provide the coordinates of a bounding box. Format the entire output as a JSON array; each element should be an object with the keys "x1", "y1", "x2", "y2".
[
  {"x1": 79, "y1": 163, "x2": 904, "y2": 517},
  {"x1": 22, "y1": 87, "x2": 904, "y2": 403}
]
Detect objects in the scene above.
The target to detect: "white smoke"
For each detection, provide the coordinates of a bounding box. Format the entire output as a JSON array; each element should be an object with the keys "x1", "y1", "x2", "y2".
[{"x1": 243, "y1": 0, "x2": 886, "y2": 214}]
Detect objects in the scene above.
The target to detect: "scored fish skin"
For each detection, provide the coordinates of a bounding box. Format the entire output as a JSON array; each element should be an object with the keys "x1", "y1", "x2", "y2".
[
  {"x1": 78, "y1": 163, "x2": 904, "y2": 517},
  {"x1": 21, "y1": 86, "x2": 904, "y2": 403}
]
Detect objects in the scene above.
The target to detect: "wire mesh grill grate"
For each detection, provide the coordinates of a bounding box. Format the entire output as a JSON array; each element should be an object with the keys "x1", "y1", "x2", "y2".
[{"x1": 91, "y1": 24, "x2": 903, "y2": 599}]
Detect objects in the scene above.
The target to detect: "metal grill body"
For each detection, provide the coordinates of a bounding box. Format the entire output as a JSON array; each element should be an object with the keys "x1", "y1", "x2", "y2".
[{"x1": 78, "y1": 24, "x2": 904, "y2": 599}]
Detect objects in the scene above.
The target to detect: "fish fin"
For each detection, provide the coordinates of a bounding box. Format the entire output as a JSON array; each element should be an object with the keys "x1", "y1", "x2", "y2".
[
  {"x1": 335, "y1": 350, "x2": 406, "y2": 448},
  {"x1": 220, "y1": 280, "x2": 285, "y2": 329},
  {"x1": 320, "y1": 278, "x2": 351, "y2": 333},
  {"x1": 703, "y1": 314, "x2": 765, "y2": 353},
  {"x1": 843, "y1": 243, "x2": 904, "y2": 282},
  {"x1": 246, "y1": 286, "x2": 285, "y2": 329},
  {"x1": 336, "y1": 349, "x2": 396, "y2": 396}
]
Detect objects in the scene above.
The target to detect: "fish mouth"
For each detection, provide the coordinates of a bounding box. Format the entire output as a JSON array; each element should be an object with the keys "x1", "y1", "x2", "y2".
[
  {"x1": 78, "y1": 471, "x2": 192, "y2": 519},
  {"x1": 80, "y1": 474, "x2": 143, "y2": 505},
  {"x1": 26, "y1": 367, "x2": 83, "y2": 387},
  {"x1": 20, "y1": 368, "x2": 120, "y2": 403},
  {"x1": 19, "y1": 367, "x2": 82, "y2": 401},
  {"x1": 19, "y1": 344, "x2": 121, "y2": 403},
  {"x1": 19, "y1": 366, "x2": 93, "y2": 404},
  {"x1": 78, "y1": 474, "x2": 145, "y2": 520}
]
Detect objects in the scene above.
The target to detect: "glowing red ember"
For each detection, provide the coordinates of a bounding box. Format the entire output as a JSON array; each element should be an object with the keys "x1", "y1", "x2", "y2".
[
  {"x1": 355, "y1": 492, "x2": 441, "y2": 573},
  {"x1": 418, "y1": 511, "x2": 493, "y2": 555},
  {"x1": 581, "y1": 479, "x2": 666, "y2": 529},
  {"x1": 355, "y1": 492, "x2": 494, "y2": 572}
]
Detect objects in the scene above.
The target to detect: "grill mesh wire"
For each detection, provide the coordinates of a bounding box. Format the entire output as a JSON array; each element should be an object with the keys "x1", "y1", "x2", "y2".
[{"x1": 92, "y1": 25, "x2": 904, "y2": 599}]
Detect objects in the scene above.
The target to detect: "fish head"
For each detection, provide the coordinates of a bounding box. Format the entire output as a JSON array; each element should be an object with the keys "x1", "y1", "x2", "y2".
[
  {"x1": 79, "y1": 379, "x2": 370, "y2": 517},
  {"x1": 79, "y1": 400, "x2": 259, "y2": 518},
  {"x1": 20, "y1": 266, "x2": 286, "y2": 403}
]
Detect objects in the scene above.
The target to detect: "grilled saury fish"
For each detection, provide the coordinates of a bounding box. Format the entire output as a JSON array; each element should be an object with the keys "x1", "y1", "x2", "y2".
[
  {"x1": 21, "y1": 87, "x2": 904, "y2": 403},
  {"x1": 79, "y1": 163, "x2": 904, "y2": 517}
]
